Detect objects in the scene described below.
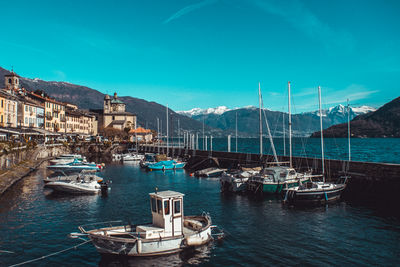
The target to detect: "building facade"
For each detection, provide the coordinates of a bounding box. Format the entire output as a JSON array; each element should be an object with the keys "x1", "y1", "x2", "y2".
[{"x1": 103, "y1": 93, "x2": 136, "y2": 130}]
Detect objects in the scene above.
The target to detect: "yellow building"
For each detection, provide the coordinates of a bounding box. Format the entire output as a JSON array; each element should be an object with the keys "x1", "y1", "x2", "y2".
[
  {"x1": 0, "y1": 91, "x2": 18, "y2": 128},
  {"x1": 44, "y1": 99, "x2": 66, "y2": 133}
]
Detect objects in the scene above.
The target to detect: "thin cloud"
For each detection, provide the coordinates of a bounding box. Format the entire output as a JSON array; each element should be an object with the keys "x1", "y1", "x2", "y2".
[
  {"x1": 163, "y1": 0, "x2": 218, "y2": 24},
  {"x1": 251, "y1": 0, "x2": 355, "y2": 51}
]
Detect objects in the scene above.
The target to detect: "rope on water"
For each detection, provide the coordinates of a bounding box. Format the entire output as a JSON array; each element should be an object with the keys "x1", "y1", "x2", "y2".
[{"x1": 8, "y1": 240, "x2": 91, "y2": 267}]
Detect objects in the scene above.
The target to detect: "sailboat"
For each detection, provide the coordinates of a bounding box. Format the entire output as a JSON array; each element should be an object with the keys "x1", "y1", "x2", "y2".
[
  {"x1": 284, "y1": 86, "x2": 348, "y2": 205},
  {"x1": 248, "y1": 82, "x2": 312, "y2": 194}
]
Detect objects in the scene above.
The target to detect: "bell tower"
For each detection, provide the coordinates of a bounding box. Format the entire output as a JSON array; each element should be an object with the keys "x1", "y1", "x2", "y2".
[
  {"x1": 104, "y1": 94, "x2": 111, "y2": 113},
  {"x1": 4, "y1": 68, "x2": 20, "y2": 91}
]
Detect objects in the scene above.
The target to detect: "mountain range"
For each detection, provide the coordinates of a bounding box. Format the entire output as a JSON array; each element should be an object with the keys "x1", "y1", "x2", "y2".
[
  {"x1": 1, "y1": 66, "x2": 386, "y2": 138},
  {"x1": 311, "y1": 96, "x2": 400, "y2": 138},
  {"x1": 0, "y1": 67, "x2": 221, "y2": 136},
  {"x1": 178, "y1": 104, "x2": 376, "y2": 137}
]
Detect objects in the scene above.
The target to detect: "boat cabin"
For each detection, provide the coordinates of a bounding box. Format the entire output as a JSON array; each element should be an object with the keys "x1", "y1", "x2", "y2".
[
  {"x1": 136, "y1": 190, "x2": 184, "y2": 239},
  {"x1": 260, "y1": 166, "x2": 297, "y2": 182}
]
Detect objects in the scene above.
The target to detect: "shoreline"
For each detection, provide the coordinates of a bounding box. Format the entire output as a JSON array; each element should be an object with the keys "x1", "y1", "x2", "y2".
[{"x1": 0, "y1": 157, "x2": 52, "y2": 196}]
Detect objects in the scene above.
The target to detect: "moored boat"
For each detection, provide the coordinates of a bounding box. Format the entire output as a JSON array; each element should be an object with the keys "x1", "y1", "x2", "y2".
[
  {"x1": 47, "y1": 159, "x2": 104, "y2": 172},
  {"x1": 194, "y1": 167, "x2": 227, "y2": 178},
  {"x1": 44, "y1": 170, "x2": 103, "y2": 184},
  {"x1": 71, "y1": 190, "x2": 219, "y2": 256},
  {"x1": 146, "y1": 160, "x2": 186, "y2": 171},
  {"x1": 247, "y1": 166, "x2": 312, "y2": 194},
  {"x1": 220, "y1": 170, "x2": 258, "y2": 193},
  {"x1": 123, "y1": 154, "x2": 144, "y2": 162},
  {"x1": 44, "y1": 179, "x2": 107, "y2": 194}
]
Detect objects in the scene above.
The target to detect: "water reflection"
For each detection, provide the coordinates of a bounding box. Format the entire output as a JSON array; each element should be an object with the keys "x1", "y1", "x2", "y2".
[{"x1": 98, "y1": 243, "x2": 214, "y2": 267}]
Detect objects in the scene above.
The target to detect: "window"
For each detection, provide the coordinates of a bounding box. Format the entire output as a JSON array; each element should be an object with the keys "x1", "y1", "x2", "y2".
[
  {"x1": 174, "y1": 200, "x2": 181, "y2": 214},
  {"x1": 8, "y1": 78, "x2": 11, "y2": 83},
  {"x1": 1, "y1": 100, "x2": 3, "y2": 108},
  {"x1": 151, "y1": 198, "x2": 157, "y2": 212},
  {"x1": 25, "y1": 106, "x2": 28, "y2": 111},
  {"x1": 157, "y1": 199, "x2": 162, "y2": 214},
  {"x1": 164, "y1": 200, "x2": 170, "y2": 215}
]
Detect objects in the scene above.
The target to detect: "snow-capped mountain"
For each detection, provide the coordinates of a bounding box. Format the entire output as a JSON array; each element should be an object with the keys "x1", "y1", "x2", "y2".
[
  {"x1": 177, "y1": 106, "x2": 231, "y2": 117},
  {"x1": 303, "y1": 104, "x2": 376, "y2": 119},
  {"x1": 178, "y1": 104, "x2": 377, "y2": 137},
  {"x1": 177, "y1": 105, "x2": 262, "y2": 117}
]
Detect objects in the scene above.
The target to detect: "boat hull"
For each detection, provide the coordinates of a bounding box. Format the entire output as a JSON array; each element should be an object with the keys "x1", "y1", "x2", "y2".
[
  {"x1": 285, "y1": 184, "x2": 346, "y2": 206},
  {"x1": 45, "y1": 181, "x2": 100, "y2": 194}
]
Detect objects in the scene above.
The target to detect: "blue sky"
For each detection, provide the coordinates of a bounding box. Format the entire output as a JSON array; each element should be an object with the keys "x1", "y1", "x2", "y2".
[{"x1": 1, "y1": 0, "x2": 399, "y2": 112}]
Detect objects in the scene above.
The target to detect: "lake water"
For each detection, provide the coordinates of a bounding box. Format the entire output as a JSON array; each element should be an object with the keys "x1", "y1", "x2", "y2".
[
  {"x1": 172, "y1": 137, "x2": 400, "y2": 164},
  {"x1": 1, "y1": 162, "x2": 399, "y2": 266}
]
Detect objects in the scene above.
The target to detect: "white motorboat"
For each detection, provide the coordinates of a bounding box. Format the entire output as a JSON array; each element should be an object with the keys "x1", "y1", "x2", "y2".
[
  {"x1": 194, "y1": 168, "x2": 227, "y2": 178},
  {"x1": 49, "y1": 154, "x2": 86, "y2": 165},
  {"x1": 71, "y1": 190, "x2": 221, "y2": 256},
  {"x1": 123, "y1": 154, "x2": 144, "y2": 162},
  {"x1": 220, "y1": 170, "x2": 258, "y2": 193},
  {"x1": 44, "y1": 179, "x2": 105, "y2": 194},
  {"x1": 44, "y1": 170, "x2": 103, "y2": 184}
]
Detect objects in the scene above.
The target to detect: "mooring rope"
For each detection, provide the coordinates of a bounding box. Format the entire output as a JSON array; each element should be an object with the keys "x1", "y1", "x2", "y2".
[{"x1": 8, "y1": 240, "x2": 91, "y2": 267}]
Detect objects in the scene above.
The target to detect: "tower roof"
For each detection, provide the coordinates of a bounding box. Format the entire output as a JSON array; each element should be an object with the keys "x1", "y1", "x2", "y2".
[
  {"x1": 104, "y1": 94, "x2": 110, "y2": 100},
  {"x1": 5, "y1": 71, "x2": 19, "y2": 77}
]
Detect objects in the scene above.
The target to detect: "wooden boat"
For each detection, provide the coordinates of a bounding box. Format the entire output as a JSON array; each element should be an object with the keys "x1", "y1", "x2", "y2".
[{"x1": 72, "y1": 191, "x2": 215, "y2": 256}]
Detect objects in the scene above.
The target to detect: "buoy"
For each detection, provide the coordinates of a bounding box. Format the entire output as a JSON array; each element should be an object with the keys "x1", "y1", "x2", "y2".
[{"x1": 190, "y1": 173, "x2": 194, "y2": 176}]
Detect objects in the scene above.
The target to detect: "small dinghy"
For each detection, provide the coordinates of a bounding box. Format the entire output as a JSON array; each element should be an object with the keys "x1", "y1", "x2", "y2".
[{"x1": 71, "y1": 190, "x2": 221, "y2": 256}]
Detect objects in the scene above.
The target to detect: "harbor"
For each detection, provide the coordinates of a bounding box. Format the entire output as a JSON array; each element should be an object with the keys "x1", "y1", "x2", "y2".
[
  {"x1": 1, "y1": 159, "x2": 399, "y2": 266},
  {"x1": 1, "y1": 1, "x2": 400, "y2": 266}
]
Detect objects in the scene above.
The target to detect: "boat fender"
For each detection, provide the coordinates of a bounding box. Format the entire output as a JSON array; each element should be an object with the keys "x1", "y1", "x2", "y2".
[{"x1": 137, "y1": 239, "x2": 142, "y2": 254}]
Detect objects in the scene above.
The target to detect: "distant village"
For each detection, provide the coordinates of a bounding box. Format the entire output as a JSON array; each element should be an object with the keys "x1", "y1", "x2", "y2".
[{"x1": 0, "y1": 70, "x2": 153, "y2": 143}]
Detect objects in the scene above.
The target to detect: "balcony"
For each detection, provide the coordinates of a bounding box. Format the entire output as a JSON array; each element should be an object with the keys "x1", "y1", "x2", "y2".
[{"x1": 37, "y1": 113, "x2": 44, "y2": 118}]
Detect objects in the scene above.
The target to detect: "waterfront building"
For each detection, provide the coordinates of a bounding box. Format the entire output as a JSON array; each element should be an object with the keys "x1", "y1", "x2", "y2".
[
  {"x1": 129, "y1": 127, "x2": 153, "y2": 142},
  {"x1": 102, "y1": 93, "x2": 136, "y2": 131},
  {"x1": 17, "y1": 99, "x2": 45, "y2": 128},
  {"x1": 65, "y1": 107, "x2": 97, "y2": 136},
  {"x1": 0, "y1": 91, "x2": 18, "y2": 128}
]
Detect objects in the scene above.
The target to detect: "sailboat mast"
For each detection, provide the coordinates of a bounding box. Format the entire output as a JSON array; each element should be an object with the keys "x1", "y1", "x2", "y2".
[
  {"x1": 235, "y1": 112, "x2": 238, "y2": 153},
  {"x1": 283, "y1": 112, "x2": 286, "y2": 156},
  {"x1": 259, "y1": 82, "x2": 263, "y2": 156},
  {"x1": 318, "y1": 86, "x2": 325, "y2": 181},
  {"x1": 288, "y1": 81, "x2": 292, "y2": 168},
  {"x1": 166, "y1": 104, "x2": 169, "y2": 155},
  {"x1": 347, "y1": 99, "x2": 351, "y2": 162},
  {"x1": 157, "y1": 117, "x2": 160, "y2": 154}
]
